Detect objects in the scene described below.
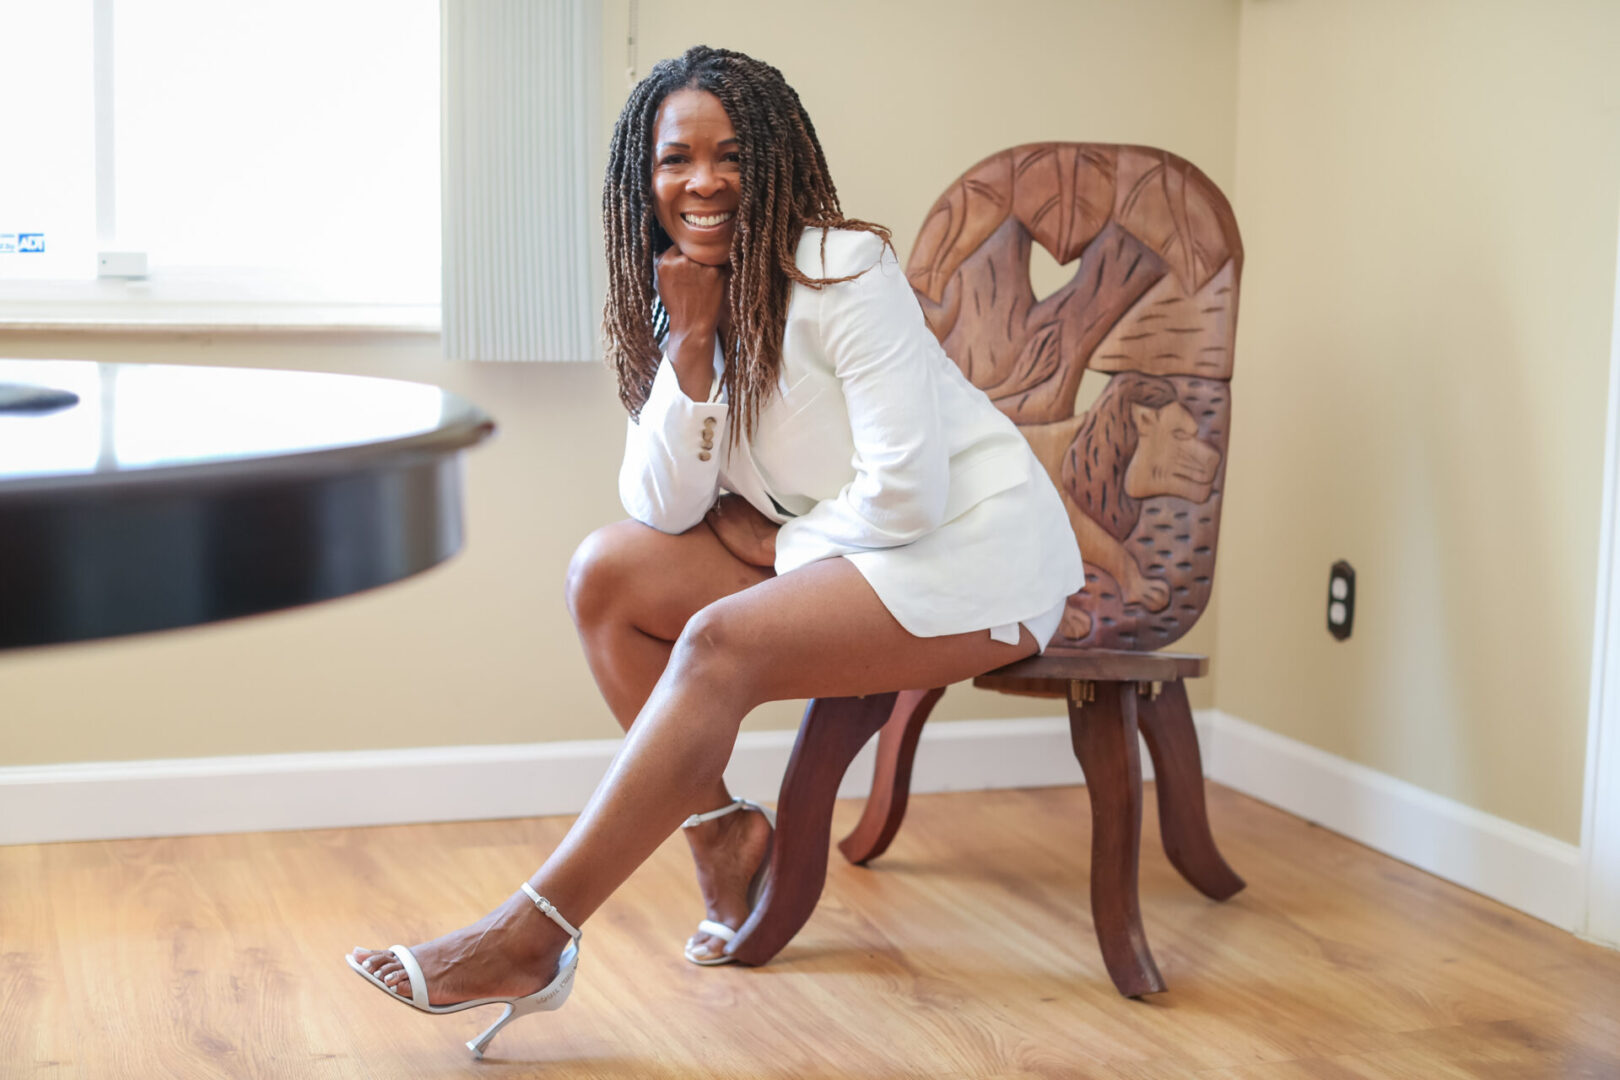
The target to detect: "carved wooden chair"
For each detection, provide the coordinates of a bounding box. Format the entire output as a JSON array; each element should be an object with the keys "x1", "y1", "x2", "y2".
[{"x1": 727, "y1": 143, "x2": 1244, "y2": 996}]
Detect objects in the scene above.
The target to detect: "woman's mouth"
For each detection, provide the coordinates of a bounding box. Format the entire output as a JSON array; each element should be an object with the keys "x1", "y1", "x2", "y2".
[{"x1": 681, "y1": 211, "x2": 734, "y2": 229}]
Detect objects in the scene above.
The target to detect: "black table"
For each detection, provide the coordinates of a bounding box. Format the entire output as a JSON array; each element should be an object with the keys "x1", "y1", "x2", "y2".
[{"x1": 0, "y1": 360, "x2": 495, "y2": 650}]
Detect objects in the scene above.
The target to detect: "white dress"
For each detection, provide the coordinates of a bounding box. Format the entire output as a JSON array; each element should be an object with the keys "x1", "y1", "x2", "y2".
[{"x1": 620, "y1": 228, "x2": 1082, "y2": 651}]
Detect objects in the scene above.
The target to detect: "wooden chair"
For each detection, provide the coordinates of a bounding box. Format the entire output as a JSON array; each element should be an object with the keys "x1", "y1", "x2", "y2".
[{"x1": 728, "y1": 144, "x2": 1244, "y2": 996}]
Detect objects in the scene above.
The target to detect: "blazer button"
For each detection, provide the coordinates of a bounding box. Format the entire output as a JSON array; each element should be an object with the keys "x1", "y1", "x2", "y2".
[{"x1": 699, "y1": 451, "x2": 712, "y2": 462}]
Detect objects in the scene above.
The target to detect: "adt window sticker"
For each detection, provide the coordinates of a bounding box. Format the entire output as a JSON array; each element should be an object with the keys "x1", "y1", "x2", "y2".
[
  {"x1": 18, "y1": 233, "x2": 45, "y2": 253},
  {"x1": 0, "y1": 235, "x2": 17, "y2": 254}
]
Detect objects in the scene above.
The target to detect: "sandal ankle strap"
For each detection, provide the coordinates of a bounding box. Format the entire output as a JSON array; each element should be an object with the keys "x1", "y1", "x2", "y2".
[
  {"x1": 682, "y1": 796, "x2": 776, "y2": 830},
  {"x1": 519, "y1": 882, "x2": 581, "y2": 942}
]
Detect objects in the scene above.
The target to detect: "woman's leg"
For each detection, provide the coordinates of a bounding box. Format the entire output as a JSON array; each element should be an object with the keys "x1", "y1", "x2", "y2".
[
  {"x1": 565, "y1": 518, "x2": 771, "y2": 730},
  {"x1": 354, "y1": 555, "x2": 1038, "y2": 1004},
  {"x1": 563, "y1": 519, "x2": 775, "y2": 960}
]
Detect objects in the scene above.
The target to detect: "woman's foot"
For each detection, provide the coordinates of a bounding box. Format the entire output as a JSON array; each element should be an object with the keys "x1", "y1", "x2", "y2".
[
  {"x1": 683, "y1": 802, "x2": 773, "y2": 962},
  {"x1": 351, "y1": 889, "x2": 571, "y2": 1005}
]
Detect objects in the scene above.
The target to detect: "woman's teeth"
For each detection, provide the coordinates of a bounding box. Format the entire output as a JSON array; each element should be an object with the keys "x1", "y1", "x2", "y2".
[{"x1": 682, "y1": 212, "x2": 734, "y2": 227}]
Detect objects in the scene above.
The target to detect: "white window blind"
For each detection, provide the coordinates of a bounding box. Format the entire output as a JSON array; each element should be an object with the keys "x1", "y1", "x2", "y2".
[{"x1": 441, "y1": 0, "x2": 599, "y2": 362}]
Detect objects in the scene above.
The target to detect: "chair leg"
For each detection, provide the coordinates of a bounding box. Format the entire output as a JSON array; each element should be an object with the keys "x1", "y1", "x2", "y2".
[
  {"x1": 727, "y1": 692, "x2": 899, "y2": 966},
  {"x1": 1069, "y1": 680, "x2": 1166, "y2": 997},
  {"x1": 837, "y1": 686, "x2": 947, "y2": 866},
  {"x1": 1137, "y1": 679, "x2": 1246, "y2": 901}
]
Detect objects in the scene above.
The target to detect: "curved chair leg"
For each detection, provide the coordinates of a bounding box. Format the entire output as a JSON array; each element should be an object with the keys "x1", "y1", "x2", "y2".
[
  {"x1": 837, "y1": 686, "x2": 947, "y2": 866},
  {"x1": 1137, "y1": 679, "x2": 1246, "y2": 901},
  {"x1": 1070, "y1": 680, "x2": 1166, "y2": 997},
  {"x1": 728, "y1": 692, "x2": 898, "y2": 966}
]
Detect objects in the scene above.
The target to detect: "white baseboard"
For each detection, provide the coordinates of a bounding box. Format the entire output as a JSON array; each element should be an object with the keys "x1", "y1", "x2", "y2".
[
  {"x1": 1, "y1": 707, "x2": 1585, "y2": 937},
  {"x1": 0, "y1": 715, "x2": 1108, "y2": 847},
  {"x1": 1202, "y1": 710, "x2": 1585, "y2": 932}
]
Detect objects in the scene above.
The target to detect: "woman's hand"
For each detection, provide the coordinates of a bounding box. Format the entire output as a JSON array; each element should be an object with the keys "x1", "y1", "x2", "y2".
[
  {"x1": 657, "y1": 249, "x2": 729, "y2": 401},
  {"x1": 705, "y1": 494, "x2": 779, "y2": 569}
]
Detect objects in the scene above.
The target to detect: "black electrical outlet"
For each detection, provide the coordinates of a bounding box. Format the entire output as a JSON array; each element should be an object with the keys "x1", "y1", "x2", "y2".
[{"x1": 1328, "y1": 560, "x2": 1355, "y2": 641}]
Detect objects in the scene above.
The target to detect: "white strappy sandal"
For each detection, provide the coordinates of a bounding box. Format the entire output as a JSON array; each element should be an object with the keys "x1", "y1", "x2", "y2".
[
  {"x1": 681, "y1": 797, "x2": 776, "y2": 966},
  {"x1": 345, "y1": 883, "x2": 582, "y2": 1059}
]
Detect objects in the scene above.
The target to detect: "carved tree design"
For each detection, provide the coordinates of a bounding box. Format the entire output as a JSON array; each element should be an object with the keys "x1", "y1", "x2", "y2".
[{"x1": 905, "y1": 143, "x2": 1242, "y2": 650}]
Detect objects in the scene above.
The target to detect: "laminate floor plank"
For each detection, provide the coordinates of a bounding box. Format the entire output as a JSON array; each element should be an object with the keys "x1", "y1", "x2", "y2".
[{"x1": 2, "y1": 784, "x2": 1618, "y2": 1078}]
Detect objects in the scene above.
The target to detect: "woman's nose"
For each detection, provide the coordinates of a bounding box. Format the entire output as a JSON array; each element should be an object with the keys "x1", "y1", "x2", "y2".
[{"x1": 686, "y1": 165, "x2": 726, "y2": 197}]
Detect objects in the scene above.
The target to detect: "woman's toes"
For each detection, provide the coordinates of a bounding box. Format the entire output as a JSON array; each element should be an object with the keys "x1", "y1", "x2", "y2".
[{"x1": 687, "y1": 934, "x2": 722, "y2": 961}]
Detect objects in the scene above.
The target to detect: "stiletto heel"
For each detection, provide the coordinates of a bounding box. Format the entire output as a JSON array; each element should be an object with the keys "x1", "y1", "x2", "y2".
[
  {"x1": 467, "y1": 991, "x2": 559, "y2": 1059},
  {"x1": 346, "y1": 882, "x2": 582, "y2": 1059}
]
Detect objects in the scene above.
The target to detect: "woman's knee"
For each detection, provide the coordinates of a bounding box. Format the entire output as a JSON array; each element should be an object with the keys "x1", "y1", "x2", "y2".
[
  {"x1": 668, "y1": 600, "x2": 761, "y2": 705},
  {"x1": 566, "y1": 520, "x2": 650, "y2": 626}
]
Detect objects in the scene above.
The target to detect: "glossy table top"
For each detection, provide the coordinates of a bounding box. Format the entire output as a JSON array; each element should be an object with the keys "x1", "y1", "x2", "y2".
[
  {"x1": 0, "y1": 359, "x2": 495, "y2": 649},
  {"x1": 0, "y1": 359, "x2": 492, "y2": 492}
]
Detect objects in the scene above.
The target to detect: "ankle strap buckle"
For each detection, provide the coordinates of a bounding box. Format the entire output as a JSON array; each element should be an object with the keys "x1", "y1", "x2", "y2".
[{"x1": 519, "y1": 882, "x2": 581, "y2": 942}]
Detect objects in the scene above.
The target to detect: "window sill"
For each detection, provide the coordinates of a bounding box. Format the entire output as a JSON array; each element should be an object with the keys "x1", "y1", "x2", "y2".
[
  {"x1": 0, "y1": 278, "x2": 440, "y2": 334},
  {"x1": 0, "y1": 304, "x2": 439, "y2": 335}
]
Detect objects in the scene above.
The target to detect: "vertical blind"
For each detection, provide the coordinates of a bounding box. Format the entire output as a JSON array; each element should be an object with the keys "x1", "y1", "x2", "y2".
[{"x1": 442, "y1": 0, "x2": 598, "y2": 361}]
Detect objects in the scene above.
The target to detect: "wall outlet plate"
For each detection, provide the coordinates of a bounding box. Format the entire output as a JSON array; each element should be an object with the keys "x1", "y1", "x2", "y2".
[{"x1": 1328, "y1": 560, "x2": 1355, "y2": 641}]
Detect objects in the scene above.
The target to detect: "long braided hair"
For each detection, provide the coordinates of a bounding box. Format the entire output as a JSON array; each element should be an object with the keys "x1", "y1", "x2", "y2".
[{"x1": 602, "y1": 46, "x2": 891, "y2": 441}]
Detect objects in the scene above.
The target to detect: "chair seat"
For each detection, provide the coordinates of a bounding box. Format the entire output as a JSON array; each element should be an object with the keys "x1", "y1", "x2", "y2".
[{"x1": 973, "y1": 649, "x2": 1207, "y2": 697}]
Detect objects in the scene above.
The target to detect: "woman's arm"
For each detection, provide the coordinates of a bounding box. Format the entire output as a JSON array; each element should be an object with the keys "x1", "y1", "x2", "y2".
[
  {"x1": 774, "y1": 234, "x2": 951, "y2": 574},
  {"x1": 618, "y1": 251, "x2": 731, "y2": 534},
  {"x1": 618, "y1": 358, "x2": 727, "y2": 534},
  {"x1": 657, "y1": 249, "x2": 727, "y2": 401}
]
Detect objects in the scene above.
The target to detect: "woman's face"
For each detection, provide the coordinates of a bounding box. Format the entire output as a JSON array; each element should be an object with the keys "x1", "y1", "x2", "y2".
[{"x1": 650, "y1": 88, "x2": 740, "y2": 267}]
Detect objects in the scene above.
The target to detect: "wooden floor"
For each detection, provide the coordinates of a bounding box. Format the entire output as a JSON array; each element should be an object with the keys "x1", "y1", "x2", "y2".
[{"x1": 3, "y1": 784, "x2": 1619, "y2": 1079}]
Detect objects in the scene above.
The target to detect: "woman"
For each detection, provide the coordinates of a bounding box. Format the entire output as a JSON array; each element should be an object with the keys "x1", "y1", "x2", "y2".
[{"x1": 348, "y1": 45, "x2": 1081, "y2": 1057}]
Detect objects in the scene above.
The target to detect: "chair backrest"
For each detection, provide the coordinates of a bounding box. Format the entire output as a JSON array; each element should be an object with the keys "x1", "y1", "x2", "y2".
[{"x1": 906, "y1": 143, "x2": 1242, "y2": 651}]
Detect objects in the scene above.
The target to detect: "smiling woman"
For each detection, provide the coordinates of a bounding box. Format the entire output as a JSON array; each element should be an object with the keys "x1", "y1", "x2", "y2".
[
  {"x1": 650, "y1": 90, "x2": 740, "y2": 266},
  {"x1": 345, "y1": 45, "x2": 1083, "y2": 1060},
  {"x1": 600, "y1": 47, "x2": 892, "y2": 445},
  {"x1": 644, "y1": 90, "x2": 741, "y2": 403}
]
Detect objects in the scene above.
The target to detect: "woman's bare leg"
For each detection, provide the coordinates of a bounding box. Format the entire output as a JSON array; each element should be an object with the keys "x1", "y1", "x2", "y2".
[
  {"x1": 565, "y1": 519, "x2": 770, "y2": 730},
  {"x1": 564, "y1": 519, "x2": 774, "y2": 960},
  {"x1": 353, "y1": 555, "x2": 1039, "y2": 1004}
]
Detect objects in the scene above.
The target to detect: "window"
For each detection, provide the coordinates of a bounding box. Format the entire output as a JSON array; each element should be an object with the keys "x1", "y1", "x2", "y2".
[{"x1": 0, "y1": 0, "x2": 440, "y2": 328}]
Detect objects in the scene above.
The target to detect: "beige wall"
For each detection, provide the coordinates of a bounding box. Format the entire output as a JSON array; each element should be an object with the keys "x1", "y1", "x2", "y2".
[
  {"x1": 0, "y1": 1, "x2": 1238, "y2": 766},
  {"x1": 11, "y1": 2, "x2": 1608, "y2": 854},
  {"x1": 601, "y1": 0, "x2": 1241, "y2": 268},
  {"x1": 1221, "y1": 0, "x2": 1620, "y2": 842}
]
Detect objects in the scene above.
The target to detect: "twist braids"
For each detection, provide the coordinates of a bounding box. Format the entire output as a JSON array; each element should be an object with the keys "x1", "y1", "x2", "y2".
[{"x1": 602, "y1": 45, "x2": 891, "y2": 442}]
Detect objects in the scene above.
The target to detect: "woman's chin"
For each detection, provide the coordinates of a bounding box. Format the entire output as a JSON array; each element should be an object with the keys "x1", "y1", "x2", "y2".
[{"x1": 680, "y1": 245, "x2": 732, "y2": 267}]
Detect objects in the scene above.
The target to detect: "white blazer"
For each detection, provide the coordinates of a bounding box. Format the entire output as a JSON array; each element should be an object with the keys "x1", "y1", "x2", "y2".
[{"x1": 619, "y1": 228, "x2": 1080, "y2": 636}]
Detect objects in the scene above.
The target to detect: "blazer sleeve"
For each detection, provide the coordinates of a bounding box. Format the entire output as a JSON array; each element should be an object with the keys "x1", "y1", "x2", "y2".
[
  {"x1": 619, "y1": 353, "x2": 729, "y2": 534},
  {"x1": 774, "y1": 238, "x2": 951, "y2": 575}
]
